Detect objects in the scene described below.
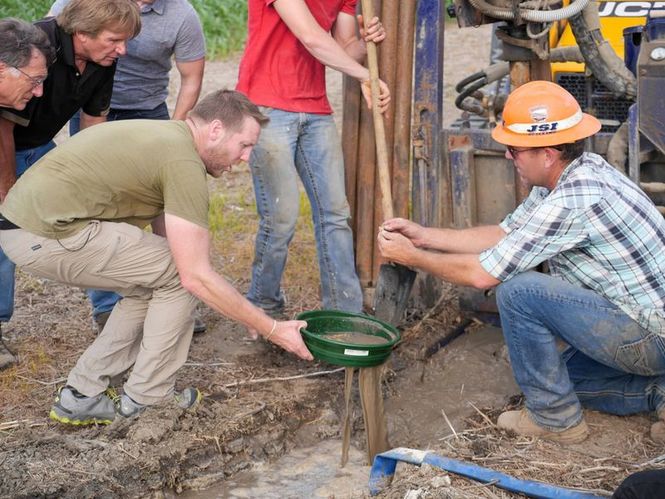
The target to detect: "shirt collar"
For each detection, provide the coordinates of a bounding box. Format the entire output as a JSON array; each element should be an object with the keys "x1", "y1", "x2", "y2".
[
  {"x1": 557, "y1": 152, "x2": 586, "y2": 186},
  {"x1": 57, "y1": 22, "x2": 77, "y2": 68},
  {"x1": 142, "y1": 0, "x2": 165, "y2": 15}
]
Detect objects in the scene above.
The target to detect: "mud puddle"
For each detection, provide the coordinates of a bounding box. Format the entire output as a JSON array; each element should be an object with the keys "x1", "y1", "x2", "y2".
[
  {"x1": 172, "y1": 439, "x2": 371, "y2": 499},
  {"x1": 386, "y1": 325, "x2": 519, "y2": 447}
]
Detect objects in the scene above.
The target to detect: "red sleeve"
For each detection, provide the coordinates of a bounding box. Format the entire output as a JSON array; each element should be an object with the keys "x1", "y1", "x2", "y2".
[{"x1": 341, "y1": 0, "x2": 357, "y2": 16}]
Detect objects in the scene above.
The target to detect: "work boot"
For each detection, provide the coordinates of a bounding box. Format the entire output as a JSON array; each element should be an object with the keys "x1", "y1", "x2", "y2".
[
  {"x1": 497, "y1": 409, "x2": 589, "y2": 444},
  {"x1": 650, "y1": 409, "x2": 665, "y2": 442},
  {"x1": 49, "y1": 386, "x2": 118, "y2": 425},
  {"x1": 0, "y1": 324, "x2": 18, "y2": 371},
  {"x1": 117, "y1": 387, "x2": 202, "y2": 418}
]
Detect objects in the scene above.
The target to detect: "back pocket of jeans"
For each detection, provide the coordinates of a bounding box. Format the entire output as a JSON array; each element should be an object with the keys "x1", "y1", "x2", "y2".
[{"x1": 615, "y1": 334, "x2": 665, "y2": 376}]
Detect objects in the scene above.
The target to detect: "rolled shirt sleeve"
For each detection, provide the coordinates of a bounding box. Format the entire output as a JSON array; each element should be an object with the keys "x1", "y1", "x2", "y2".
[{"x1": 479, "y1": 188, "x2": 590, "y2": 282}]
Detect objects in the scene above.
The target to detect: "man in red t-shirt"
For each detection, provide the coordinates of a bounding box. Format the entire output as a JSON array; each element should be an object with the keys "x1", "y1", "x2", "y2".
[{"x1": 237, "y1": 0, "x2": 389, "y2": 329}]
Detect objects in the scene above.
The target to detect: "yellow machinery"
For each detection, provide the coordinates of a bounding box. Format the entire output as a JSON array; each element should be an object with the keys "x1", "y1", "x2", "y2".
[{"x1": 550, "y1": 1, "x2": 654, "y2": 132}]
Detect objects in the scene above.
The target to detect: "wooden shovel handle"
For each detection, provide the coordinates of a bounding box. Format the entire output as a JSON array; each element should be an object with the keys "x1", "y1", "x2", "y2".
[{"x1": 360, "y1": 0, "x2": 393, "y2": 221}]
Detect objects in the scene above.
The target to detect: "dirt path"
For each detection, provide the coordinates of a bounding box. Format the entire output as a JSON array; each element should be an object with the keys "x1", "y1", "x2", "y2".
[{"x1": 1, "y1": 24, "x2": 662, "y2": 498}]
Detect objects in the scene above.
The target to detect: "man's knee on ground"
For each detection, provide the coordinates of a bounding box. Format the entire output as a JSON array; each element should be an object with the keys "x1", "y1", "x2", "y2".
[{"x1": 495, "y1": 271, "x2": 543, "y2": 312}]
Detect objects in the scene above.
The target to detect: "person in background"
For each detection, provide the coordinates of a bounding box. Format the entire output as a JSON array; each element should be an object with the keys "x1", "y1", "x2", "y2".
[
  {"x1": 0, "y1": 0, "x2": 140, "y2": 370},
  {"x1": 0, "y1": 17, "x2": 55, "y2": 370},
  {"x1": 0, "y1": 90, "x2": 313, "y2": 425},
  {"x1": 236, "y1": 0, "x2": 390, "y2": 337},
  {"x1": 48, "y1": 0, "x2": 206, "y2": 333}
]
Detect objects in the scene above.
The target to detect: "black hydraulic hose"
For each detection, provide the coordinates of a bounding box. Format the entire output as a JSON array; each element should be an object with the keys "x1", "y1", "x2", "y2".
[
  {"x1": 423, "y1": 317, "x2": 473, "y2": 359},
  {"x1": 568, "y1": 10, "x2": 637, "y2": 99},
  {"x1": 455, "y1": 79, "x2": 487, "y2": 113},
  {"x1": 455, "y1": 70, "x2": 485, "y2": 93}
]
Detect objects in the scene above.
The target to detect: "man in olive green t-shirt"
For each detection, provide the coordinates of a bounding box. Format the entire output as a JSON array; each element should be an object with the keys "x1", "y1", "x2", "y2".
[{"x1": 0, "y1": 89, "x2": 313, "y2": 425}]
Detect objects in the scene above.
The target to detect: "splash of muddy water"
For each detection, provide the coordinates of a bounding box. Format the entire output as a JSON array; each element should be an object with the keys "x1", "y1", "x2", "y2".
[
  {"x1": 341, "y1": 367, "x2": 354, "y2": 466},
  {"x1": 341, "y1": 365, "x2": 391, "y2": 467}
]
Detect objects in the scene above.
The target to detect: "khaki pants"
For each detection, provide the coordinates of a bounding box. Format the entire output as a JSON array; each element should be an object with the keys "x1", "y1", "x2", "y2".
[{"x1": 0, "y1": 221, "x2": 197, "y2": 404}]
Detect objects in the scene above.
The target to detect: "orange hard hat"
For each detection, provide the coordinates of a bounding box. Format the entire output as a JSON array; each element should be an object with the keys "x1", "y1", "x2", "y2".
[{"x1": 491, "y1": 80, "x2": 601, "y2": 147}]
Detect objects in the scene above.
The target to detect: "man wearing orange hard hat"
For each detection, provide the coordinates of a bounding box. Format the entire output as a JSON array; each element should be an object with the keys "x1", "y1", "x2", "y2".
[{"x1": 378, "y1": 80, "x2": 665, "y2": 444}]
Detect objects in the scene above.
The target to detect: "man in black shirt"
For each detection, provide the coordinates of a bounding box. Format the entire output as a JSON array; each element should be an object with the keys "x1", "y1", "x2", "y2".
[{"x1": 0, "y1": 0, "x2": 140, "y2": 370}]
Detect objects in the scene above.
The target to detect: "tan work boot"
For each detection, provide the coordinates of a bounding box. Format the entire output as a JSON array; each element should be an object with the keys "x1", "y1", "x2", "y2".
[
  {"x1": 0, "y1": 325, "x2": 18, "y2": 371},
  {"x1": 650, "y1": 409, "x2": 665, "y2": 442},
  {"x1": 497, "y1": 409, "x2": 589, "y2": 444}
]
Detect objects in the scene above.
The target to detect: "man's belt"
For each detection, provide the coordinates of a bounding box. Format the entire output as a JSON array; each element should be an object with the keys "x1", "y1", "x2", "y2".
[{"x1": 0, "y1": 217, "x2": 19, "y2": 230}]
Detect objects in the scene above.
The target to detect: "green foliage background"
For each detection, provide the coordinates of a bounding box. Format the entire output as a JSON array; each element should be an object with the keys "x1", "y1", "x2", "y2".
[{"x1": 0, "y1": 0, "x2": 248, "y2": 59}]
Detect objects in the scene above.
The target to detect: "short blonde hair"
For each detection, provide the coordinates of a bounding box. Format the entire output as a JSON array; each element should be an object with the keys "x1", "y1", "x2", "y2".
[
  {"x1": 191, "y1": 90, "x2": 269, "y2": 132},
  {"x1": 56, "y1": 0, "x2": 141, "y2": 38}
]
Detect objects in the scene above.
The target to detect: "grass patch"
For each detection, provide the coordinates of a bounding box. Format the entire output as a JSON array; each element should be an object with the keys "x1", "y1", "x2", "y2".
[{"x1": 0, "y1": 0, "x2": 248, "y2": 60}]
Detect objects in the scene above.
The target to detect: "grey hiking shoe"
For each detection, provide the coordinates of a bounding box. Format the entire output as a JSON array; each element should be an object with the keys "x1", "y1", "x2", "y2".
[
  {"x1": 175, "y1": 387, "x2": 202, "y2": 409},
  {"x1": 117, "y1": 393, "x2": 146, "y2": 418},
  {"x1": 49, "y1": 386, "x2": 118, "y2": 425},
  {"x1": 117, "y1": 387, "x2": 202, "y2": 418},
  {"x1": 193, "y1": 317, "x2": 207, "y2": 334},
  {"x1": 0, "y1": 324, "x2": 17, "y2": 371}
]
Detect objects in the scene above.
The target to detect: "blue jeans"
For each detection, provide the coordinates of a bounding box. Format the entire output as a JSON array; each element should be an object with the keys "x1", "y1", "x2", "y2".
[
  {"x1": 247, "y1": 109, "x2": 362, "y2": 314},
  {"x1": 497, "y1": 271, "x2": 665, "y2": 430},
  {"x1": 0, "y1": 140, "x2": 56, "y2": 322},
  {"x1": 69, "y1": 102, "x2": 170, "y2": 318}
]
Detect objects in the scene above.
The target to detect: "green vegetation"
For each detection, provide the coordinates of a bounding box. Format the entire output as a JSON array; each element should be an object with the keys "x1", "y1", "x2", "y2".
[
  {"x1": 0, "y1": 0, "x2": 248, "y2": 59},
  {"x1": 190, "y1": 0, "x2": 247, "y2": 59},
  {"x1": 0, "y1": 0, "x2": 51, "y2": 20}
]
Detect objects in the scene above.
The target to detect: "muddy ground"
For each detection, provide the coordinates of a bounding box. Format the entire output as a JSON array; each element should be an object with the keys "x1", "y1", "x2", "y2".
[{"x1": 1, "y1": 24, "x2": 665, "y2": 499}]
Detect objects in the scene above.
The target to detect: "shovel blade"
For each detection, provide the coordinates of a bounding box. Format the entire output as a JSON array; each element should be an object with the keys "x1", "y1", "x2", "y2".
[{"x1": 374, "y1": 263, "x2": 417, "y2": 326}]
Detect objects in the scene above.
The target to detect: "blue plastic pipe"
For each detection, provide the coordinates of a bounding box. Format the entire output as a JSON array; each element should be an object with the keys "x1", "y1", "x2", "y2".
[{"x1": 368, "y1": 447, "x2": 605, "y2": 498}]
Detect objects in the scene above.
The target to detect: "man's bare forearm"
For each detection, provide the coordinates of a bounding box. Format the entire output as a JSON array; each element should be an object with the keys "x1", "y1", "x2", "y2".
[
  {"x1": 80, "y1": 112, "x2": 106, "y2": 130},
  {"x1": 421, "y1": 225, "x2": 506, "y2": 254},
  {"x1": 409, "y1": 249, "x2": 500, "y2": 289}
]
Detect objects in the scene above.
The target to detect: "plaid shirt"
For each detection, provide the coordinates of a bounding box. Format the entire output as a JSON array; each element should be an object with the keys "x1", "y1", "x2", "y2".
[{"x1": 480, "y1": 152, "x2": 665, "y2": 334}]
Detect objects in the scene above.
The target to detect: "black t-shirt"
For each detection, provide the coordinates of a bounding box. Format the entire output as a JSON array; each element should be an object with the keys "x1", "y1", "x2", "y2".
[{"x1": 0, "y1": 17, "x2": 116, "y2": 151}]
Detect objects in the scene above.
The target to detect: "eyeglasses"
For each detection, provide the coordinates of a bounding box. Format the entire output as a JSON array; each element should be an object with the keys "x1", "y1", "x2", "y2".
[
  {"x1": 506, "y1": 146, "x2": 534, "y2": 158},
  {"x1": 506, "y1": 145, "x2": 564, "y2": 158},
  {"x1": 10, "y1": 66, "x2": 48, "y2": 89}
]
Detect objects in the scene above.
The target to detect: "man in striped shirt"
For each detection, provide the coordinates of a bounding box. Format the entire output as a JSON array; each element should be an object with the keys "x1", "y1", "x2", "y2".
[{"x1": 378, "y1": 81, "x2": 665, "y2": 444}]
